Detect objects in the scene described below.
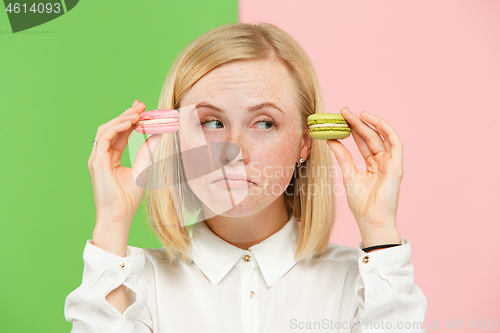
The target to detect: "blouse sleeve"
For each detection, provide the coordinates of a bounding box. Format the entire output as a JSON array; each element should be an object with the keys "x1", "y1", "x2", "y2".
[
  {"x1": 350, "y1": 238, "x2": 428, "y2": 333},
  {"x1": 64, "y1": 240, "x2": 153, "y2": 333}
]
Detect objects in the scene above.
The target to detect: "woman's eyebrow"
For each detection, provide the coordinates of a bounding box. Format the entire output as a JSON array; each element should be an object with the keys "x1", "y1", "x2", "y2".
[{"x1": 195, "y1": 102, "x2": 284, "y2": 113}]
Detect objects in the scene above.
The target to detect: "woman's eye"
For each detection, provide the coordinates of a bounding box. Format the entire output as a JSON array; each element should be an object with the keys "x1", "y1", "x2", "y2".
[
  {"x1": 200, "y1": 118, "x2": 276, "y2": 130},
  {"x1": 254, "y1": 120, "x2": 276, "y2": 130},
  {"x1": 201, "y1": 120, "x2": 224, "y2": 129}
]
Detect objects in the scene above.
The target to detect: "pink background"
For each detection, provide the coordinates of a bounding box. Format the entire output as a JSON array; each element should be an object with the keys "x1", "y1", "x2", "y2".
[{"x1": 240, "y1": 0, "x2": 499, "y2": 328}]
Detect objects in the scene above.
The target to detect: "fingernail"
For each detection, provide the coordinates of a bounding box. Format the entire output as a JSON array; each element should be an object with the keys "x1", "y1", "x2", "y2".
[
  {"x1": 342, "y1": 107, "x2": 350, "y2": 112},
  {"x1": 362, "y1": 110, "x2": 371, "y2": 116}
]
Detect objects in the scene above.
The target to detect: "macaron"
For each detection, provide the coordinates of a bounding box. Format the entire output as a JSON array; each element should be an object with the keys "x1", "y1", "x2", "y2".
[
  {"x1": 307, "y1": 113, "x2": 351, "y2": 140},
  {"x1": 133, "y1": 109, "x2": 180, "y2": 134}
]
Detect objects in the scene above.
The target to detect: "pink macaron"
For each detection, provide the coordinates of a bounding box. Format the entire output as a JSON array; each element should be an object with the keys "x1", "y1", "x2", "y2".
[{"x1": 133, "y1": 109, "x2": 180, "y2": 134}]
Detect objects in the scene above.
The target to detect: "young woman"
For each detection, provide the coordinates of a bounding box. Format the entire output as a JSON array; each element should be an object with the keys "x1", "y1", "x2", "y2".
[{"x1": 65, "y1": 22, "x2": 427, "y2": 332}]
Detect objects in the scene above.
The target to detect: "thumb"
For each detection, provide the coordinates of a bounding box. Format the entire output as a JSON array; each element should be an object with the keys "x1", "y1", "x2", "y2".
[
  {"x1": 326, "y1": 139, "x2": 358, "y2": 182},
  {"x1": 132, "y1": 134, "x2": 164, "y2": 189}
]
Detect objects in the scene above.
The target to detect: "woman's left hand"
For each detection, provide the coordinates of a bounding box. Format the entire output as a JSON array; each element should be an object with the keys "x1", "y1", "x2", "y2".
[{"x1": 327, "y1": 107, "x2": 403, "y2": 247}]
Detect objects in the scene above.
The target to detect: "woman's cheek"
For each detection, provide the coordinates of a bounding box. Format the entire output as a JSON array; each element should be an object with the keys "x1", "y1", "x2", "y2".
[
  {"x1": 272, "y1": 128, "x2": 301, "y2": 187},
  {"x1": 252, "y1": 137, "x2": 298, "y2": 196}
]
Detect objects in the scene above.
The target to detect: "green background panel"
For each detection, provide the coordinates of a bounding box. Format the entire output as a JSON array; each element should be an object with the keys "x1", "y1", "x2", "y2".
[{"x1": 0, "y1": 0, "x2": 237, "y2": 331}]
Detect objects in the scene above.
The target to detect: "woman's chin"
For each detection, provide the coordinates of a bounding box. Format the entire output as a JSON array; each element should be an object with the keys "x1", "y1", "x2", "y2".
[
  {"x1": 192, "y1": 180, "x2": 288, "y2": 218},
  {"x1": 201, "y1": 195, "x2": 281, "y2": 219},
  {"x1": 190, "y1": 183, "x2": 254, "y2": 216},
  {"x1": 201, "y1": 201, "x2": 258, "y2": 218}
]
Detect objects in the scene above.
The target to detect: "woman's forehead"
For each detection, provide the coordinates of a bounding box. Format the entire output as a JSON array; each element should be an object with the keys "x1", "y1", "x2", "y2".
[
  {"x1": 207, "y1": 58, "x2": 290, "y2": 82},
  {"x1": 183, "y1": 59, "x2": 297, "y2": 109}
]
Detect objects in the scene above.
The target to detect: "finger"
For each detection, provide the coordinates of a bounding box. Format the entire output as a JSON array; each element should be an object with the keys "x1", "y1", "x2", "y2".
[
  {"x1": 113, "y1": 125, "x2": 137, "y2": 153},
  {"x1": 378, "y1": 119, "x2": 404, "y2": 168},
  {"x1": 94, "y1": 102, "x2": 144, "y2": 142},
  {"x1": 132, "y1": 134, "x2": 164, "y2": 188},
  {"x1": 90, "y1": 113, "x2": 138, "y2": 164},
  {"x1": 376, "y1": 120, "x2": 392, "y2": 153},
  {"x1": 110, "y1": 113, "x2": 141, "y2": 149},
  {"x1": 326, "y1": 139, "x2": 358, "y2": 181},
  {"x1": 93, "y1": 113, "x2": 140, "y2": 154},
  {"x1": 360, "y1": 110, "x2": 392, "y2": 152},
  {"x1": 89, "y1": 101, "x2": 144, "y2": 167},
  {"x1": 93, "y1": 120, "x2": 134, "y2": 170},
  {"x1": 121, "y1": 101, "x2": 145, "y2": 116},
  {"x1": 359, "y1": 110, "x2": 382, "y2": 126},
  {"x1": 341, "y1": 107, "x2": 385, "y2": 155},
  {"x1": 96, "y1": 99, "x2": 142, "y2": 141},
  {"x1": 96, "y1": 105, "x2": 144, "y2": 142},
  {"x1": 350, "y1": 125, "x2": 374, "y2": 161}
]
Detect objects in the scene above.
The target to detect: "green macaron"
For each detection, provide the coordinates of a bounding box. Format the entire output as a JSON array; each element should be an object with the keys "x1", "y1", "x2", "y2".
[{"x1": 307, "y1": 113, "x2": 351, "y2": 140}]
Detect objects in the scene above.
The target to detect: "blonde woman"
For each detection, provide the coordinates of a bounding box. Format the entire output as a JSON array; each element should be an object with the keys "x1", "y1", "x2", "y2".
[{"x1": 65, "y1": 23, "x2": 427, "y2": 332}]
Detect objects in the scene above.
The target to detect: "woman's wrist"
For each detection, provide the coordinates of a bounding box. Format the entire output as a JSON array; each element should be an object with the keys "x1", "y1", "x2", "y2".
[
  {"x1": 359, "y1": 225, "x2": 401, "y2": 250},
  {"x1": 362, "y1": 243, "x2": 401, "y2": 253},
  {"x1": 92, "y1": 220, "x2": 130, "y2": 257}
]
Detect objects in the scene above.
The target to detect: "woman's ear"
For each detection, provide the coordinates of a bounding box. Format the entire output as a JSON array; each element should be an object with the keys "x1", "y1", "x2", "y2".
[{"x1": 300, "y1": 127, "x2": 312, "y2": 160}]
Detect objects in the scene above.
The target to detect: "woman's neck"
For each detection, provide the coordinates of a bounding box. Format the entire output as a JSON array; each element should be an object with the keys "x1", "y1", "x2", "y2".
[{"x1": 203, "y1": 195, "x2": 290, "y2": 250}]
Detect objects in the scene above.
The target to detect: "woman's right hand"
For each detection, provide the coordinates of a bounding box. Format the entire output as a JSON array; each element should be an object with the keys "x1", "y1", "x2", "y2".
[{"x1": 88, "y1": 100, "x2": 163, "y2": 254}]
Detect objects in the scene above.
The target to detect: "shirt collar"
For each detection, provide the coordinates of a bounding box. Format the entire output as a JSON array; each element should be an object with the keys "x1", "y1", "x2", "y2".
[{"x1": 188, "y1": 214, "x2": 301, "y2": 288}]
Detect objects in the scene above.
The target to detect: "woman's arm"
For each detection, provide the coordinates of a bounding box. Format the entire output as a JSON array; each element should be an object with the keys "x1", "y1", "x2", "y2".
[
  {"x1": 70, "y1": 98, "x2": 163, "y2": 331},
  {"x1": 351, "y1": 238, "x2": 427, "y2": 333},
  {"x1": 92, "y1": 216, "x2": 132, "y2": 314},
  {"x1": 64, "y1": 239, "x2": 153, "y2": 333},
  {"x1": 327, "y1": 107, "x2": 405, "y2": 246},
  {"x1": 327, "y1": 108, "x2": 427, "y2": 331}
]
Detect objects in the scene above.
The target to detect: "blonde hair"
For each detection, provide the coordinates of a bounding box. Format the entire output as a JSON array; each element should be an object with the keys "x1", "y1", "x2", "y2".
[{"x1": 144, "y1": 22, "x2": 337, "y2": 263}]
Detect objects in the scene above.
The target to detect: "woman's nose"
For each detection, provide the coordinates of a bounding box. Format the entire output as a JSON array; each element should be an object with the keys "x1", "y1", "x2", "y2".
[
  {"x1": 218, "y1": 141, "x2": 242, "y2": 165},
  {"x1": 220, "y1": 129, "x2": 248, "y2": 165}
]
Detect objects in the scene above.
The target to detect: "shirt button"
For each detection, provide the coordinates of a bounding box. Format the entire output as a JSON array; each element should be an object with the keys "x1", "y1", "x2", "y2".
[
  {"x1": 117, "y1": 261, "x2": 126, "y2": 269},
  {"x1": 243, "y1": 255, "x2": 251, "y2": 262},
  {"x1": 362, "y1": 256, "x2": 370, "y2": 264},
  {"x1": 250, "y1": 291, "x2": 255, "y2": 298}
]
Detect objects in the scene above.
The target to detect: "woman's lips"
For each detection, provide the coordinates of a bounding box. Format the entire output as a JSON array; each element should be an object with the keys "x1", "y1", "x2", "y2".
[
  {"x1": 212, "y1": 173, "x2": 257, "y2": 188},
  {"x1": 213, "y1": 179, "x2": 255, "y2": 188}
]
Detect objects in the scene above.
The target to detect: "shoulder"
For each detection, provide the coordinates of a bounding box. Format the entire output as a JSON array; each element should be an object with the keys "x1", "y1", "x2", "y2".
[
  {"x1": 127, "y1": 245, "x2": 194, "y2": 289},
  {"x1": 309, "y1": 242, "x2": 359, "y2": 265},
  {"x1": 295, "y1": 243, "x2": 360, "y2": 287},
  {"x1": 141, "y1": 246, "x2": 193, "y2": 267},
  {"x1": 126, "y1": 243, "x2": 193, "y2": 270}
]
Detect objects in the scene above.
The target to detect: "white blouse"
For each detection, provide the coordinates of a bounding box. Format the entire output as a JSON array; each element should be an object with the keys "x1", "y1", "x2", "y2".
[{"x1": 64, "y1": 214, "x2": 427, "y2": 332}]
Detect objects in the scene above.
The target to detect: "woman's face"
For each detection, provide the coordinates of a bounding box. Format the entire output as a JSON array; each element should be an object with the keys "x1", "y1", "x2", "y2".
[{"x1": 178, "y1": 57, "x2": 307, "y2": 218}]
